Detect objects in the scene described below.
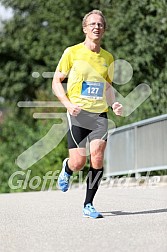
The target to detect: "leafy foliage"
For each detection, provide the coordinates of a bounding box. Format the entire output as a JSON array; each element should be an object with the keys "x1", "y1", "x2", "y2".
[
  {"x1": 104, "y1": 0, "x2": 167, "y2": 125},
  {"x1": 0, "y1": 100, "x2": 68, "y2": 193}
]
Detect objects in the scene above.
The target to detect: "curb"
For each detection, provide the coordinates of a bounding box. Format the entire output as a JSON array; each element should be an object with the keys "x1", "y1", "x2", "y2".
[{"x1": 100, "y1": 175, "x2": 167, "y2": 188}]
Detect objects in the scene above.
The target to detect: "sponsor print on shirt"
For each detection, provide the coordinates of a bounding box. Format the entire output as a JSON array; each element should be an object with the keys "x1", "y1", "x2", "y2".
[{"x1": 81, "y1": 81, "x2": 104, "y2": 100}]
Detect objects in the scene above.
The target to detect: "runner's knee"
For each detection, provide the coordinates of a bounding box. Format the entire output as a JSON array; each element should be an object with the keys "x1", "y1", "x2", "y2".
[
  {"x1": 90, "y1": 148, "x2": 105, "y2": 168},
  {"x1": 91, "y1": 154, "x2": 104, "y2": 168},
  {"x1": 68, "y1": 157, "x2": 86, "y2": 171}
]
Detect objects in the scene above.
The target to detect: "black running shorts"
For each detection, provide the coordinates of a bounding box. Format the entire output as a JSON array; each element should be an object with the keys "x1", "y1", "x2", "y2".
[{"x1": 67, "y1": 110, "x2": 108, "y2": 149}]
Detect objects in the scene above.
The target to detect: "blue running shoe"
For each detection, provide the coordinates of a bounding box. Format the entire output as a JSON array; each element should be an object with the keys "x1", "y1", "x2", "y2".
[
  {"x1": 58, "y1": 158, "x2": 71, "y2": 192},
  {"x1": 83, "y1": 203, "x2": 103, "y2": 219}
]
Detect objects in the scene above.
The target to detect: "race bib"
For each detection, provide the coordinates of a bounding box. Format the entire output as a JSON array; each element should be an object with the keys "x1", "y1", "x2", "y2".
[{"x1": 81, "y1": 81, "x2": 104, "y2": 100}]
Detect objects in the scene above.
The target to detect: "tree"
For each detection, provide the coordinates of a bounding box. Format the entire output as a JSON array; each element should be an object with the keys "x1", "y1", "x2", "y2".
[
  {"x1": 0, "y1": 0, "x2": 103, "y2": 101},
  {"x1": 104, "y1": 0, "x2": 167, "y2": 124}
]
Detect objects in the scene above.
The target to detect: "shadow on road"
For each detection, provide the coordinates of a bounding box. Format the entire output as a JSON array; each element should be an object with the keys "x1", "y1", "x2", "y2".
[{"x1": 101, "y1": 208, "x2": 167, "y2": 217}]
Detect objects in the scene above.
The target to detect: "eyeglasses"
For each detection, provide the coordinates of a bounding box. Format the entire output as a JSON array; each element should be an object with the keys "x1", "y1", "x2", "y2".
[{"x1": 87, "y1": 22, "x2": 104, "y2": 29}]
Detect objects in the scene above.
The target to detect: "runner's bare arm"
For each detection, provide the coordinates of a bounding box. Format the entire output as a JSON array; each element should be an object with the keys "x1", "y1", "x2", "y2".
[
  {"x1": 52, "y1": 70, "x2": 81, "y2": 116},
  {"x1": 106, "y1": 82, "x2": 123, "y2": 116},
  {"x1": 106, "y1": 82, "x2": 115, "y2": 107}
]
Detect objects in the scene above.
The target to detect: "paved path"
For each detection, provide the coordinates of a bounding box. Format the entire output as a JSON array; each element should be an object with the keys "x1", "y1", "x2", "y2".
[{"x1": 0, "y1": 185, "x2": 167, "y2": 252}]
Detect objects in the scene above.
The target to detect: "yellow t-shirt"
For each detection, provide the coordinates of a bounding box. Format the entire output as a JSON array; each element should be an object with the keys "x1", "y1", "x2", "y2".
[{"x1": 57, "y1": 43, "x2": 114, "y2": 113}]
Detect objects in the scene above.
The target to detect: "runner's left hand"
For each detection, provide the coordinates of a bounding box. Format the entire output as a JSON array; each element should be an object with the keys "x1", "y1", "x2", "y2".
[{"x1": 112, "y1": 102, "x2": 123, "y2": 116}]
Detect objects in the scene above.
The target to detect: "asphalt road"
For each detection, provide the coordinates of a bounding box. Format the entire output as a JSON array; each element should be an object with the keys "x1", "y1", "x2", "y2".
[{"x1": 0, "y1": 184, "x2": 167, "y2": 252}]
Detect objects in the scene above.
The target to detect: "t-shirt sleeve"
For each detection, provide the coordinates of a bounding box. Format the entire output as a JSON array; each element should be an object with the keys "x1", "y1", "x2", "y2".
[
  {"x1": 106, "y1": 54, "x2": 114, "y2": 84},
  {"x1": 56, "y1": 47, "x2": 72, "y2": 76}
]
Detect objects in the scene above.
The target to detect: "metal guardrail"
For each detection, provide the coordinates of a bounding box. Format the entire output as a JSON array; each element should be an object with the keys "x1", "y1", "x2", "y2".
[{"x1": 104, "y1": 114, "x2": 167, "y2": 176}]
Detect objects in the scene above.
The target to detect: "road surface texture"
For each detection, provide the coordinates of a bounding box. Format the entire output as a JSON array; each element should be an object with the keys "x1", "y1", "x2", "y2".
[{"x1": 0, "y1": 184, "x2": 167, "y2": 252}]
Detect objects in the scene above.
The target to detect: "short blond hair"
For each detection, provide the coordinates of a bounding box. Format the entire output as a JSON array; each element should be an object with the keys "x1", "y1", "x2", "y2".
[{"x1": 82, "y1": 10, "x2": 106, "y2": 29}]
